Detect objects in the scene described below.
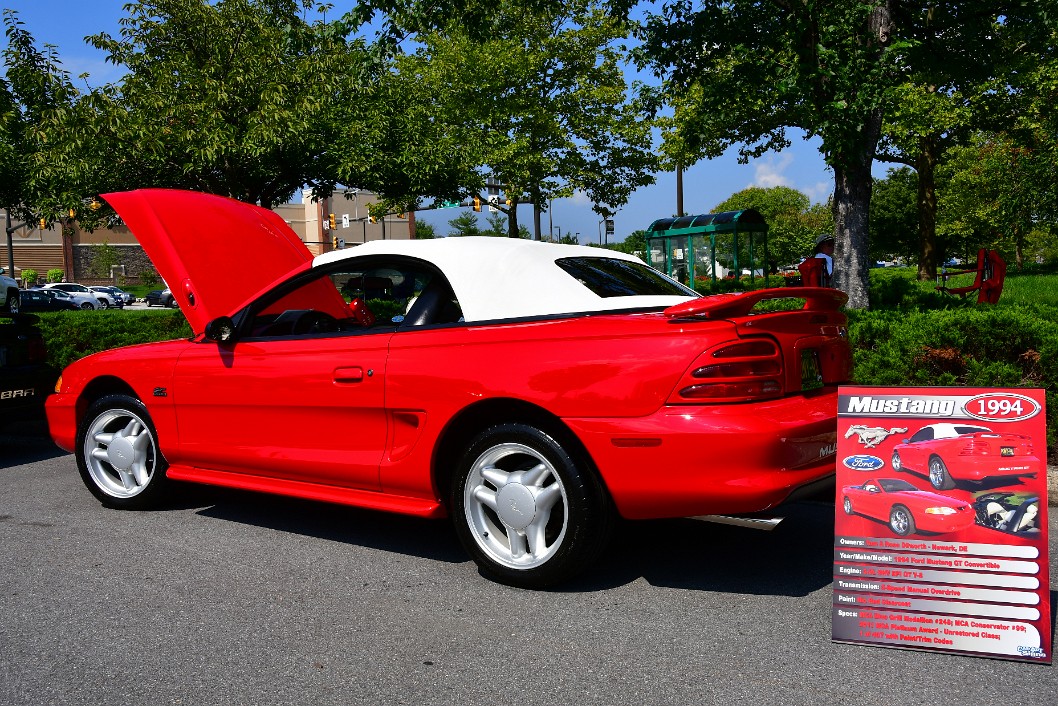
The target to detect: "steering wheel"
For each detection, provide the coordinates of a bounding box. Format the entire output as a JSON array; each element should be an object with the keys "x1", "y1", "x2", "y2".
[{"x1": 291, "y1": 310, "x2": 338, "y2": 335}]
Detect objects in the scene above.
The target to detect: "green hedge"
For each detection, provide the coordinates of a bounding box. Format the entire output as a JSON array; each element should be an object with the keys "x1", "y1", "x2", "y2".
[{"x1": 36, "y1": 310, "x2": 193, "y2": 371}]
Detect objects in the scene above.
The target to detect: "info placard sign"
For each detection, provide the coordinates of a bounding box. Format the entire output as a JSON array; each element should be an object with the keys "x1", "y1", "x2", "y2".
[{"x1": 832, "y1": 386, "x2": 1050, "y2": 663}]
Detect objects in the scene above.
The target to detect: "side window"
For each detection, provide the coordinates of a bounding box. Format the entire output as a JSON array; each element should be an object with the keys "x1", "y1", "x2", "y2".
[
  {"x1": 244, "y1": 258, "x2": 463, "y2": 339},
  {"x1": 909, "y1": 427, "x2": 934, "y2": 443}
]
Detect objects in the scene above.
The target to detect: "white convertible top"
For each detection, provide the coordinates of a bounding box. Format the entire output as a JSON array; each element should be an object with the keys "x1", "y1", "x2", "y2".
[{"x1": 312, "y1": 236, "x2": 695, "y2": 322}]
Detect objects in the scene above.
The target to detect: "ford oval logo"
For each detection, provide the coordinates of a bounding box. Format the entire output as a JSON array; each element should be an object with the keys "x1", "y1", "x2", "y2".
[{"x1": 843, "y1": 455, "x2": 885, "y2": 471}]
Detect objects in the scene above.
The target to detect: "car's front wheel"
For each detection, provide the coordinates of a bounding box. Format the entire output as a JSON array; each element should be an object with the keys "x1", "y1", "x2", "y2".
[
  {"x1": 98, "y1": 298, "x2": 110, "y2": 309},
  {"x1": 451, "y1": 422, "x2": 612, "y2": 588},
  {"x1": 843, "y1": 496, "x2": 853, "y2": 515},
  {"x1": 79, "y1": 301, "x2": 94, "y2": 310},
  {"x1": 889, "y1": 505, "x2": 916, "y2": 536},
  {"x1": 928, "y1": 455, "x2": 955, "y2": 490},
  {"x1": 76, "y1": 394, "x2": 169, "y2": 509},
  {"x1": 891, "y1": 450, "x2": 902, "y2": 472}
]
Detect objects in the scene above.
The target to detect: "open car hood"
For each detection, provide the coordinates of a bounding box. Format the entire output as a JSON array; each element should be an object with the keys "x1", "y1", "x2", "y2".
[{"x1": 104, "y1": 189, "x2": 313, "y2": 334}]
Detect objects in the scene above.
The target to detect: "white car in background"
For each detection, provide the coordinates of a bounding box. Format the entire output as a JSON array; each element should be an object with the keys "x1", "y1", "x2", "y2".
[
  {"x1": 89, "y1": 285, "x2": 131, "y2": 307},
  {"x1": 45, "y1": 283, "x2": 116, "y2": 309},
  {"x1": 40, "y1": 285, "x2": 99, "y2": 310}
]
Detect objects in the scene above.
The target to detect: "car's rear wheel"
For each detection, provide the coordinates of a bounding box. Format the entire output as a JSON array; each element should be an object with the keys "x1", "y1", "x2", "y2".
[
  {"x1": 98, "y1": 298, "x2": 110, "y2": 309},
  {"x1": 79, "y1": 301, "x2": 94, "y2": 310},
  {"x1": 889, "y1": 505, "x2": 916, "y2": 536},
  {"x1": 890, "y1": 451, "x2": 902, "y2": 472},
  {"x1": 928, "y1": 455, "x2": 955, "y2": 490},
  {"x1": 76, "y1": 394, "x2": 168, "y2": 509},
  {"x1": 451, "y1": 422, "x2": 612, "y2": 588},
  {"x1": 4, "y1": 289, "x2": 20, "y2": 314}
]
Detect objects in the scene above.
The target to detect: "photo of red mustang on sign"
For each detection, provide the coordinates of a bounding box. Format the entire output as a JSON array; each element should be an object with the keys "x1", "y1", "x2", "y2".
[{"x1": 832, "y1": 386, "x2": 1050, "y2": 663}]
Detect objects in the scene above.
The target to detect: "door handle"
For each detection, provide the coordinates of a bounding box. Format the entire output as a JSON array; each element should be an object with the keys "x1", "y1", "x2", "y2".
[{"x1": 333, "y1": 366, "x2": 364, "y2": 383}]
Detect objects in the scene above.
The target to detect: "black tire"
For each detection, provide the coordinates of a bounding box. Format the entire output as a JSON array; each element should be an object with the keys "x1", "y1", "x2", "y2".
[
  {"x1": 80, "y1": 301, "x2": 94, "y2": 310},
  {"x1": 166, "y1": 296, "x2": 179, "y2": 309},
  {"x1": 928, "y1": 455, "x2": 956, "y2": 490},
  {"x1": 842, "y1": 496, "x2": 853, "y2": 515},
  {"x1": 889, "y1": 505, "x2": 916, "y2": 536},
  {"x1": 4, "y1": 288, "x2": 20, "y2": 314},
  {"x1": 451, "y1": 422, "x2": 613, "y2": 588},
  {"x1": 75, "y1": 394, "x2": 169, "y2": 509},
  {"x1": 98, "y1": 298, "x2": 110, "y2": 309}
]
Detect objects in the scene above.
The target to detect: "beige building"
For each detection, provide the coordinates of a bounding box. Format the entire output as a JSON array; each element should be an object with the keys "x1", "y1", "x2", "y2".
[{"x1": 1, "y1": 188, "x2": 414, "y2": 286}]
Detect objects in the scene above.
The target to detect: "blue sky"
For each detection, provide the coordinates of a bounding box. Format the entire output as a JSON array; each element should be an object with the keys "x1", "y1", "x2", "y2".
[{"x1": 7, "y1": 0, "x2": 850, "y2": 244}]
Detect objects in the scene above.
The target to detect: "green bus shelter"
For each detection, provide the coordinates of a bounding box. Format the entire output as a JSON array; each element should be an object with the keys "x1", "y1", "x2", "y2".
[{"x1": 645, "y1": 209, "x2": 769, "y2": 287}]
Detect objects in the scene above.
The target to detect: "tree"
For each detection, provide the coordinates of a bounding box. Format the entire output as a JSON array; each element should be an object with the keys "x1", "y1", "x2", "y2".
[
  {"x1": 1, "y1": 9, "x2": 80, "y2": 223},
  {"x1": 447, "y1": 212, "x2": 482, "y2": 237},
  {"x1": 399, "y1": 0, "x2": 657, "y2": 238},
  {"x1": 56, "y1": 0, "x2": 375, "y2": 211},
  {"x1": 413, "y1": 221, "x2": 436, "y2": 239},
  {"x1": 875, "y1": 3, "x2": 1050, "y2": 280},
  {"x1": 637, "y1": 1, "x2": 897, "y2": 308},
  {"x1": 870, "y1": 167, "x2": 919, "y2": 263},
  {"x1": 711, "y1": 186, "x2": 831, "y2": 272}
]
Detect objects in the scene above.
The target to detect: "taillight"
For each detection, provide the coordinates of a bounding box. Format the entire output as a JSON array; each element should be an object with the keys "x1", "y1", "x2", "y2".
[
  {"x1": 959, "y1": 436, "x2": 994, "y2": 456},
  {"x1": 669, "y1": 339, "x2": 784, "y2": 404},
  {"x1": 27, "y1": 335, "x2": 46, "y2": 363}
]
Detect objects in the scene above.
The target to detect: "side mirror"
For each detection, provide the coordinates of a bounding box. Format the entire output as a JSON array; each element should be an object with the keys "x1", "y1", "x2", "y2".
[{"x1": 204, "y1": 316, "x2": 236, "y2": 343}]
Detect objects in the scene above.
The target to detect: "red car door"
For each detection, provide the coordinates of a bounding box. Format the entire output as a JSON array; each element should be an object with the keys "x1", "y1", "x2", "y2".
[{"x1": 171, "y1": 332, "x2": 390, "y2": 490}]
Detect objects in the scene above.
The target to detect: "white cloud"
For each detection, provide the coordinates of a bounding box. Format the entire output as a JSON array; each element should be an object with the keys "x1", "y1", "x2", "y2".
[
  {"x1": 751, "y1": 153, "x2": 794, "y2": 189},
  {"x1": 804, "y1": 180, "x2": 833, "y2": 203}
]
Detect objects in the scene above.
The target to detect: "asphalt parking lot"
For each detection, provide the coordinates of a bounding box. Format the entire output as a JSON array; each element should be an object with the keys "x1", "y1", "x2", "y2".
[{"x1": 2, "y1": 423, "x2": 1055, "y2": 704}]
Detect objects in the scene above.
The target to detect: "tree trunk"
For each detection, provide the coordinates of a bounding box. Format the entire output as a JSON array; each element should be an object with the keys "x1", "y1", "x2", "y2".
[
  {"x1": 833, "y1": 160, "x2": 874, "y2": 310},
  {"x1": 507, "y1": 195, "x2": 520, "y2": 238},
  {"x1": 916, "y1": 134, "x2": 939, "y2": 281}
]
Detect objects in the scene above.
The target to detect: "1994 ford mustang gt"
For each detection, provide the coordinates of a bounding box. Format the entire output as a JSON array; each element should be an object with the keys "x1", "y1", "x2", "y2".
[{"x1": 48, "y1": 189, "x2": 851, "y2": 587}]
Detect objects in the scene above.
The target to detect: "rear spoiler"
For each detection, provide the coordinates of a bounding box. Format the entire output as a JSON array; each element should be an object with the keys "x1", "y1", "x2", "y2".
[{"x1": 664, "y1": 287, "x2": 848, "y2": 320}]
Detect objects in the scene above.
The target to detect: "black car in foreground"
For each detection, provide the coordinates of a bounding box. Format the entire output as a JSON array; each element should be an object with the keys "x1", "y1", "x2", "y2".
[{"x1": 0, "y1": 312, "x2": 59, "y2": 428}]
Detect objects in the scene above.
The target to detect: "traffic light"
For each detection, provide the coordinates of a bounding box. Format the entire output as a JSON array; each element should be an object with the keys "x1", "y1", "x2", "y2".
[
  {"x1": 473, "y1": 196, "x2": 481, "y2": 212},
  {"x1": 328, "y1": 213, "x2": 336, "y2": 230},
  {"x1": 333, "y1": 236, "x2": 339, "y2": 249}
]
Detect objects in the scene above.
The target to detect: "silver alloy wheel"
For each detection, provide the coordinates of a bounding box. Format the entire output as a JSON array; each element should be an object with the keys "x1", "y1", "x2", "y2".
[
  {"x1": 891, "y1": 451, "x2": 901, "y2": 471},
  {"x1": 890, "y1": 506, "x2": 913, "y2": 535},
  {"x1": 463, "y1": 442, "x2": 568, "y2": 571},
  {"x1": 843, "y1": 496, "x2": 853, "y2": 515},
  {"x1": 82, "y1": 407, "x2": 159, "y2": 499}
]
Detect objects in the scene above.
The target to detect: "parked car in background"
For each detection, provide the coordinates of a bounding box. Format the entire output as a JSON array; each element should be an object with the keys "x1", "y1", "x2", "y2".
[
  {"x1": 38, "y1": 286, "x2": 98, "y2": 310},
  {"x1": 48, "y1": 188, "x2": 852, "y2": 588},
  {"x1": 90, "y1": 285, "x2": 132, "y2": 307},
  {"x1": 1, "y1": 312, "x2": 59, "y2": 428},
  {"x1": 44, "y1": 283, "x2": 113, "y2": 309},
  {"x1": 18, "y1": 289, "x2": 80, "y2": 312},
  {"x1": 1, "y1": 267, "x2": 19, "y2": 313},
  {"x1": 145, "y1": 287, "x2": 176, "y2": 308},
  {"x1": 891, "y1": 422, "x2": 1040, "y2": 490}
]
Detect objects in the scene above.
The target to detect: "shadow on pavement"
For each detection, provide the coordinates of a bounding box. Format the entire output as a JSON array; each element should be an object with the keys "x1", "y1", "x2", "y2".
[{"x1": 0, "y1": 419, "x2": 68, "y2": 469}]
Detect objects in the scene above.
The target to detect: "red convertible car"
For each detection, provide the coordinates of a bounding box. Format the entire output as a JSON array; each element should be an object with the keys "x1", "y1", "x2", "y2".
[
  {"x1": 841, "y1": 478, "x2": 974, "y2": 536},
  {"x1": 891, "y1": 423, "x2": 1039, "y2": 491},
  {"x1": 47, "y1": 189, "x2": 851, "y2": 587}
]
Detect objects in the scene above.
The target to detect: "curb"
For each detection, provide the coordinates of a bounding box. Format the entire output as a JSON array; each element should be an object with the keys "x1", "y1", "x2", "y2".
[{"x1": 1049, "y1": 466, "x2": 1058, "y2": 507}]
